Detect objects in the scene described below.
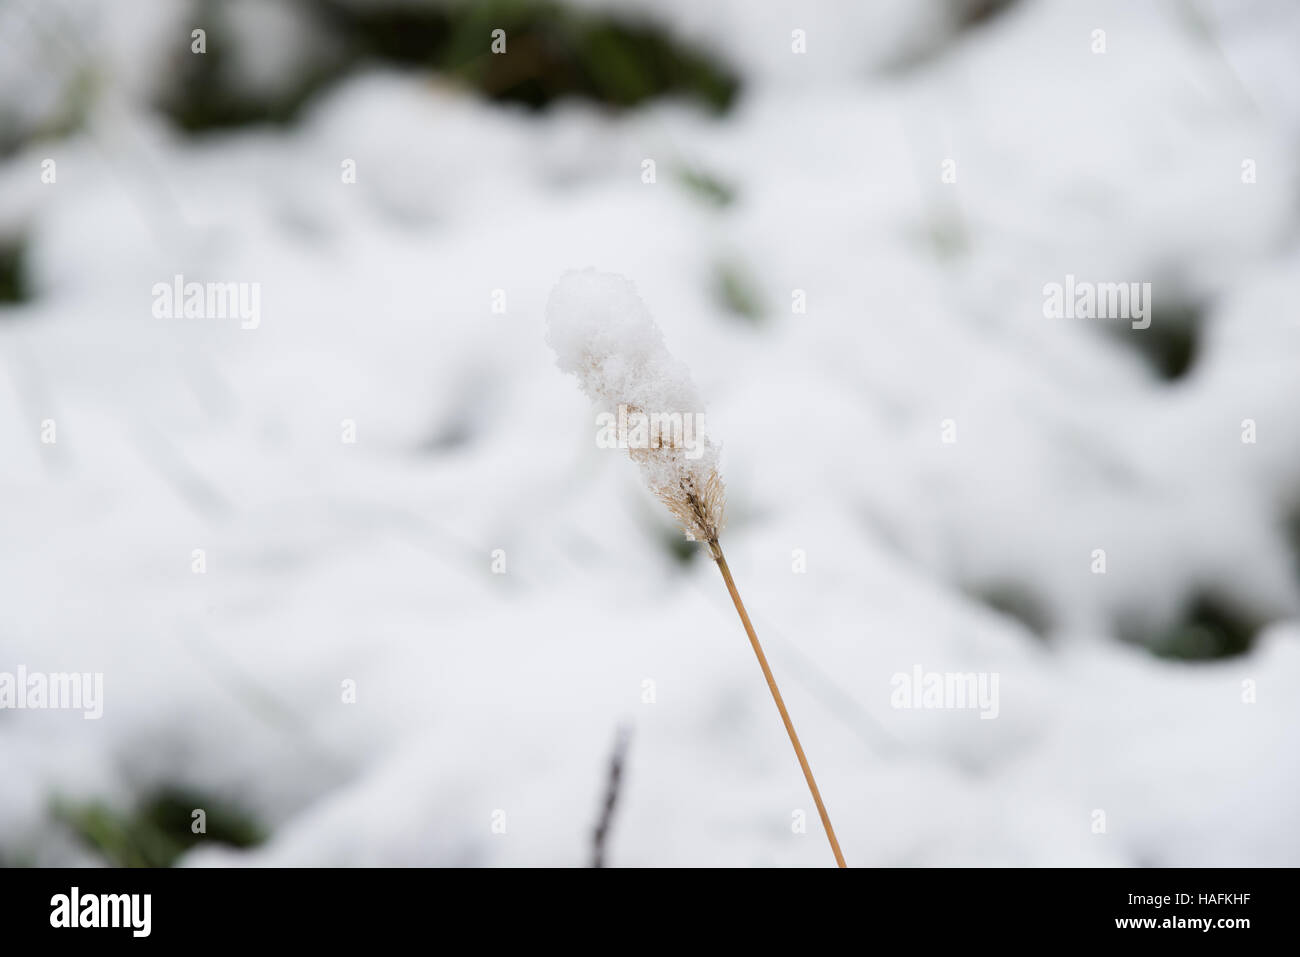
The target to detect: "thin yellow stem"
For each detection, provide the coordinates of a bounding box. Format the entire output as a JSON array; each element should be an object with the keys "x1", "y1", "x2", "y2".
[{"x1": 710, "y1": 541, "x2": 847, "y2": 868}]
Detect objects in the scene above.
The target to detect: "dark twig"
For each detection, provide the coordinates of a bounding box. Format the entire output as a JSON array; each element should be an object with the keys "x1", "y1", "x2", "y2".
[{"x1": 591, "y1": 724, "x2": 632, "y2": 868}]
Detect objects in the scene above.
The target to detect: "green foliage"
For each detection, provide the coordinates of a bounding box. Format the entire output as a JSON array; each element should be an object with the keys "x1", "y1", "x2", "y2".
[
  {"x1": 53, "y1": 788, "x2": 265, "y2": 867},
  {"x1": 922, "y1": 209, "x2": 970, "y2": 261},
  {"x1": 0, "y1": 235, "x2": 31, "y2": 305},
  {"x1": 662, "y1": 529, "x2": 700, "y2": 567},
  {"x1": 713, "y1": 259, "x2": 765, "y2": 324},
  {"x1": 0, "y1": 62, "x2": 97, "y2": 157},
  {"x1": 971, "y1": 582, "x2": 1052, "y2": 638},
  {"x1": 1109, "y1": 298, "x2": 1201, "y2": 381},
  {"x1": 159, "y1": 0, "x2": 740, "y2": 133},
  {"x1": 1143, "y1": 594, "x2": 1257, "y2": 661},
  {"x1": 676, "y1": 167, "x2": 736, "y2": 208}
]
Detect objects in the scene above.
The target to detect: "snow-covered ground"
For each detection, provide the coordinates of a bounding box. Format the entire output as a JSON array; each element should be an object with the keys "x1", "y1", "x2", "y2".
[{"x1": 1, "y1": 0, "x2": 1298, "y2": 866}]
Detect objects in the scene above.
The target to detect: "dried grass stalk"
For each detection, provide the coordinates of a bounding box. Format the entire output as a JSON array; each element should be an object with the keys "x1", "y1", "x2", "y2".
[{"x1": 547, "y1": 270, "x2": 846, "y2": 867}]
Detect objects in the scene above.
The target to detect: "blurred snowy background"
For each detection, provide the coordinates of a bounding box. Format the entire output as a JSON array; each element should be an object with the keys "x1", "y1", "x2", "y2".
[{"x1": 2, "y1": 0, "x2": 1299, "y2": 867}]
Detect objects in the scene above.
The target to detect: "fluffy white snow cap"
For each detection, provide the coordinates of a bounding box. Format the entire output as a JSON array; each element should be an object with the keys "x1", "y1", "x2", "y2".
[{"x1": 546, "y1": 269, "x2": 726, "y2": 544}]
